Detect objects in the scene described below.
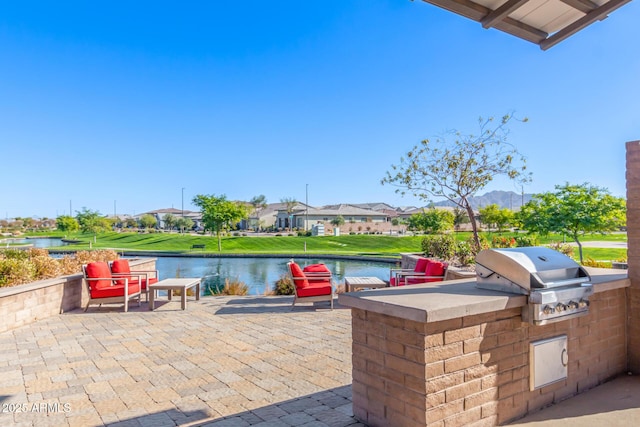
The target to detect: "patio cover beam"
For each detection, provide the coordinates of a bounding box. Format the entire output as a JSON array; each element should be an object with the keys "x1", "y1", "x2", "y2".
[{"x1": 540, "y1": 0, "x2": 633, "y2": 50}]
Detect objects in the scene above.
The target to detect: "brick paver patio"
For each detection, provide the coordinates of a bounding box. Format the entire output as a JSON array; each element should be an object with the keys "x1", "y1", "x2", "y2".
[{"x1": 0, "y1": 296, "x2": 365, "y2": 427}]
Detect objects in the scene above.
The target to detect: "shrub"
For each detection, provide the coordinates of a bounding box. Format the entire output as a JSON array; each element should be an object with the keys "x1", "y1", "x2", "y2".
[
  {"x1": 514, "y1": 234, "x2": 537, "y2": 247},
  {"x1": 455, "y1": 241, "x2": 475, "y2": 266},
  {"x1": 548, "y1": 242, "x2": 574, "y2": 257},
  {"x1": 273, "y1": 274, "x2": 294, "y2": 295},
  {"x1": 0, "y1": 258, "x2": 36, "y2": 286},
  {"x1": 422, "y1": 234, "x2": 457, "y2": 260},
  {"x1": 217, "y1": 278, "x2": 249, "y2": 295},
  {"x1": 491, "y1": 236, "x2": 517, "y2": 248},
  {"x1": 582, "y1": 257, "x2": 609, "y2": 268},
  {"x1": 0, "y1": 248, "x2": 120, "y2": 287}
]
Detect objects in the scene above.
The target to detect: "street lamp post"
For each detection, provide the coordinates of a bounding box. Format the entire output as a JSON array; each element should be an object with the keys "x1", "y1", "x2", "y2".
[{"x1": 181, "y1": 188, "x2": 185, "y2": 218}]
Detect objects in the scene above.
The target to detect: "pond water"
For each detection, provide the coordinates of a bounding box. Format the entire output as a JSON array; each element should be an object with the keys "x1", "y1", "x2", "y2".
[
  {"x1": 1, "y1": 237, "x2": 68, "y2": 248},
  {"x1": 152, "y1": 256, "x2": 395, "y2": 296}
]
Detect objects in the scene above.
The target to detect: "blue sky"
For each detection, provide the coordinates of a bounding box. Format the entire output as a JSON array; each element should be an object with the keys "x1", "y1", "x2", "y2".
[{"x1": 1, "y1": 1, "x2": 638, "y2": 219}]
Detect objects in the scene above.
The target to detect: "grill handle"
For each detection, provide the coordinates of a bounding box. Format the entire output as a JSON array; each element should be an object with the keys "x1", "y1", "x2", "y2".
[{"x1": 535, "y1": 276, "x2": 591, "y2": 288}]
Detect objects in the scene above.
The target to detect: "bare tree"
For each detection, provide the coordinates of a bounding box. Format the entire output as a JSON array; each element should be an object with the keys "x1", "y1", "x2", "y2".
[{"x1": 382, "y1": 114, "x2": 531, "y2": 249}]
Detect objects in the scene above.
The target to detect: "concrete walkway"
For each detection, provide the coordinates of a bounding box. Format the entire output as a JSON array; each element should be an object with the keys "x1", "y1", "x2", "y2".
[{"x1": 1, "y1": 295, "x2": 639, "y2": 427}]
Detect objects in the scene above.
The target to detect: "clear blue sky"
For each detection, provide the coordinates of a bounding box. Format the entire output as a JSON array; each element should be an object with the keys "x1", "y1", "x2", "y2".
[{"x1": 1, "y1": 1, "x2": 638, "y2": 219}]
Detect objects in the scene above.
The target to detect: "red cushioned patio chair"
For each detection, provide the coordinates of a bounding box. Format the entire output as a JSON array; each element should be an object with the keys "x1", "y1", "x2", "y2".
[
  {"x1": 287, "y1": 260, "x2": 334, "y2": 310},
  {"x1": 82, "y1": 261, "x2": 142, "y2": 312},
  {"x1": 390, "y1": 257, "x2": 430, "y2": 286},
  {"x1": 397, "y1": 260, "x2": 449, "y2": 286},
  {"x1": 110, "y1": 259, "x2": 159, "y2": 302}
]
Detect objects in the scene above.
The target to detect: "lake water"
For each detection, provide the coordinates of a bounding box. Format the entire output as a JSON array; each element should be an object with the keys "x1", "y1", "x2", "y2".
[
  {"x1": 8, "y1": 240, "x2": 396, "y2": 296},
  {"x1": 1, "y1": 237, "x2": 68, "y2": 248},
  {"x1": 153, "y1": 256, "x2": 394, "y2": 296}
]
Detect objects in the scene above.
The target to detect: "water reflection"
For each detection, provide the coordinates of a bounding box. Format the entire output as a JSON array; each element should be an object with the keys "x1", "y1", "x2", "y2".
[{"x1": 153, "y1": 256, "x2": 392, "y2": 296}]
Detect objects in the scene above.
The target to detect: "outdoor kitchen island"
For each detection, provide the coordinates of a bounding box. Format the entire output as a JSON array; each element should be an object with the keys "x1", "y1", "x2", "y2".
[{"x1": 338, "y1": 268, "x2": 629, "y2": 427}]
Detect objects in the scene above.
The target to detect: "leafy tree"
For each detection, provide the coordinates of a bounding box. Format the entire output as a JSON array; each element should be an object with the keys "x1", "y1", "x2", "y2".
[
  {"x1": 382, "y1": 114, "x2": 530, "y2": 249},
  {"x1": 75, "y1": 208, "x2": 112, "y2": 233},
  {"x1": 249, "y1": 195, "x2": 268, "y2": 231},
  {"x1": 56, "y1": 215, "x2": 79, "y2": 232},
  {"x1": 176, "y1": 217, "x2": 194, "y2": 234},
  {"x1": 280, "y1": 197, "x2": 298, "y2": 229},
  {"x1": 479, "y1": 204, "x2": 514, "y2": 232},
  {"x1": 331, "y1": 215, "x2": 345, "y2": 228},
  {"x1": 452, "y1": 207, "x2": 469, "y2": 231},
  {"x1": 125, "y1": 218, "x2": 138, "y2": 229},
  {"x1": 193, "y1": 194, "x2": 249, "y2": 251},
  {"x1": 408, "y1": 208, "x2": 454, "y2": 234},
  {"x1": 139, "y1": 214, "x2": 157, "y2": 230},
  {"x1": 518, "y1": 183, "x2": 626, "y2": 263},
  {"x1": 162, "y1": 213, "x2": 177, "y2": 232}
]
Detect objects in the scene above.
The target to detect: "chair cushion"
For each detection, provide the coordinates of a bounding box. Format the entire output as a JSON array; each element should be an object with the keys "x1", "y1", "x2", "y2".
[
  {"x1": 303, "y1": 263, "x2": 330, "y2": 273},
  {"x1": 85, "y1": 262, "x2": 113, "y2": 290},
  {"x1": 423, "y1": 261, "x2": 447, "y2": 282},
  {"x1": 296, "y1": 281, "x2": 332, "y2": 297},
  {"x1": 414, "y1": 257, "x2": 429, "y2": 273},
  {"x1": 289, "y1": 262, "x2": 309, "y2": 288},
  {"x1": 111, "y1": 259, "x2": 131, "y2": 274},
  {"x1": 90, "y1": 282, "x2": 141, "y2": 298}
]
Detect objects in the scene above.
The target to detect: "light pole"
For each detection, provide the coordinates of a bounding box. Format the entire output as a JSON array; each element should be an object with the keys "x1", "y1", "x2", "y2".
[
  {"x1": 181, "y1": 188, "x2": 185, "y2": 217},
  {"x1": 305, "y1": 184, "x2": 308, "y2": 232}
]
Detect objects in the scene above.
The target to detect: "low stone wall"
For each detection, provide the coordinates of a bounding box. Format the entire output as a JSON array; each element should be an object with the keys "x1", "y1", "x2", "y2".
[
  {"x1": 0, "y1": 258, "x2": 157, "y2": 334},
  {"x1": 351, "y1": 286, "x2": 627, "y2": 426}
]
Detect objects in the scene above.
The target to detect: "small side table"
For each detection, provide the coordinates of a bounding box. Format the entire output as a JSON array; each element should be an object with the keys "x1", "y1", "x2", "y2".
[
  {"x1": 344, "y1": 276, "x2": 388, "y2": 292},
  {"x1": 149, "y1": 278, "x2": 201, "y2": 311}
]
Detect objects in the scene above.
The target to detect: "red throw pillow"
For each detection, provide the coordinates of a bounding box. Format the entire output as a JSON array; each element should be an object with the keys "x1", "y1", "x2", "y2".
[
  {"x1": 85, "y1": 262, "x2": 113, "y2": 290},
  {"x1": 414, "y1": 257, "x2": 429, "y2": 273},
  {"x1": 111, "y1": 259, "x2": 131, "y2": 274},
  {"x1": 303, "y1": 264, "x2": 330, "y2": 273},
  {"x1": 289, "y1": 262, "x2": 309, "y2": 288},
  {"x1": 424, "y1": 261, "x2": 446, "y2": 282}
]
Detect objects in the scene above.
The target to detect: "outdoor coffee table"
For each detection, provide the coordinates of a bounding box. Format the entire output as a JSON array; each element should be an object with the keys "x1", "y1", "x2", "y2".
[
  {"x1": 344, "y1": 276, "x2": 388, "y2": 292},
  {"x1": 148, "y1": 278, "x2": 201, "y2": 311}
]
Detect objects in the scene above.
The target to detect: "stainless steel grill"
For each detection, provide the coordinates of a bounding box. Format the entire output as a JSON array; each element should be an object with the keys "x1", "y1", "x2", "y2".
[{"x1": 475, "y1": 246, "x2": 593, "y2": 325}]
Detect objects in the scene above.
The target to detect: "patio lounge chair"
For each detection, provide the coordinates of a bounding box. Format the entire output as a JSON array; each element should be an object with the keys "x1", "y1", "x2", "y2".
[
  {"x1": 390, "y1": 257, "x2": 448, "y2": 286},
  {"x1": 82, "y1": 261, "x2": 142, "y2": 312},
  {"x1": 287, "y1": 260, "x2": 334, "y2": 310},
  {"x1": 110, "y1": 259, "x2": 159, "y2": 302}
]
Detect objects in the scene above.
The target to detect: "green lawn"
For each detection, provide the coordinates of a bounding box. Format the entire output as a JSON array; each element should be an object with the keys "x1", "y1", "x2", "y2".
[{"x1": 25, "y1": 230, "x2": 628, "y2": 263}]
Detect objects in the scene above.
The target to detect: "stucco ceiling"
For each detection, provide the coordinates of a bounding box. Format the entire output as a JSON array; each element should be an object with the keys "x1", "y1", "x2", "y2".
[{"x1": 420, "y1": 0, "x2": 632, "y2": 50}]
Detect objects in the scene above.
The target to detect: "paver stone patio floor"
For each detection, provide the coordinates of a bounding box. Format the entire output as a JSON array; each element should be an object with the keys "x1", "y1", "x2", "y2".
[{"x1": 0, "y1": 296, "x2": 363, "y2": 427}]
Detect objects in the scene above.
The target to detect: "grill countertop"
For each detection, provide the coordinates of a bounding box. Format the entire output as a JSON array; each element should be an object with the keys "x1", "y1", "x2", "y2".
[{"x1": 337, "y1": 268, "x2": 628, "y2": 324}]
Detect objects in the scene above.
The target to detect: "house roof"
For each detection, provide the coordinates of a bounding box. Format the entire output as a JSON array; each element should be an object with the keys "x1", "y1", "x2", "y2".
[
  {"x1": 303, "y1": 204, "x2": 389, "y2": 217},
  {"x1": 419, "y1": 0, "x2": 631, "y2": 50}
]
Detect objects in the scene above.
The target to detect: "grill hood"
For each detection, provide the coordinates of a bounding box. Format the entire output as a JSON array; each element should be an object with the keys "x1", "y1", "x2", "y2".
[{"x1": 475, "y1": 246, "x2": 590, "y2": 295}]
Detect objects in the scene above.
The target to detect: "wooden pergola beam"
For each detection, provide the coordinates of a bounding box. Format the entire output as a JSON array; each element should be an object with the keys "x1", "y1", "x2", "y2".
[
  {"x1": 481, "y1": 0, "x2": 530, "y2": 29},
  {"x1": 540, "y1": 0, "x2": 632, "y2": 50},
  {"x1": 559, "y1": 0, "x2": 599, "y2": 14}
]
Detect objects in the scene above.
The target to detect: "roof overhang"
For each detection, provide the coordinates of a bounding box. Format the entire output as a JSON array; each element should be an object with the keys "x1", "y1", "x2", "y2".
[{"x1": 419, "y1": 0, "x2": 633, "y2": 50}]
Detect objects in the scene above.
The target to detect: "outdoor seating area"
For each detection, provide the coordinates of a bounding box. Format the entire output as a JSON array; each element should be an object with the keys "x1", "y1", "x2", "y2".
[
  {"x1": 287, "y1": 260, "x2": 335, "y2": 310},
  {"x1": 82, "y1": 261, "x2": 142, "y2": 312},
  {"x1": 389, "y1": 256, "x2": 448, "y2": 286}
]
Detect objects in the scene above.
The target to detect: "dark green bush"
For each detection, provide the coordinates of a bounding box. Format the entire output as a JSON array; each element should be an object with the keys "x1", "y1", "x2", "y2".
[{"x1": 273, "y1": 274, "x2": 294, "y2": 295}]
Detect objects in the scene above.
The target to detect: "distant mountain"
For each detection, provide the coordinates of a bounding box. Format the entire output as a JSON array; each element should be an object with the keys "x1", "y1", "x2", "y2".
[{"x1": 432, "y1": 190, "x2": 533, "y2": 210}]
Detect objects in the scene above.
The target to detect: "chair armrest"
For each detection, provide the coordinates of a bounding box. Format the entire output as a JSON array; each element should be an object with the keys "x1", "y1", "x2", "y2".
[
  {"x1": 85, "y1": 276, "x2": 128, "y2": 285},
  {"x1": 131, "y1": 269, "x2": 159, "y2": 279},
  {"x1": 304, "y1": 272, "x2": 332, "y2": 278}
]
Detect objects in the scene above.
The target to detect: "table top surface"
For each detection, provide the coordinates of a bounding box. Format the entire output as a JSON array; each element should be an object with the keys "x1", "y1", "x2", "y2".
[
  {"x1": 150, "y1": 278, "x2": 201, "y2": 288},
  {"x1": 344, "y1": 276, "x2": 386, "y2": 285}
]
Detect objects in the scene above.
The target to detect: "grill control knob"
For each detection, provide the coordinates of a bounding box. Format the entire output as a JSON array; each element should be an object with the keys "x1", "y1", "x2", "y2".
[
  {"x1": 567, "y1": 301, "x2": 579, "y2": 310},
  {"x1": 578, "y1": 299, "x2": 589, "y2": 308},
  {"x1": 543, "y1": 305, "x2": 554, "y2": 315},
  {"x1": 555, "y1": 303, "x2": 566, "y2": 313}
]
